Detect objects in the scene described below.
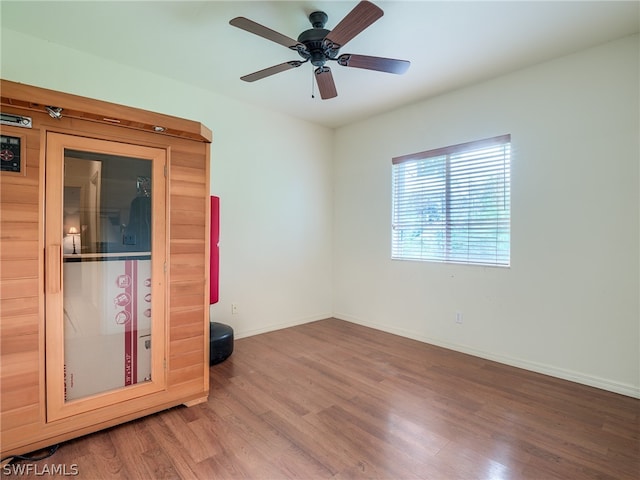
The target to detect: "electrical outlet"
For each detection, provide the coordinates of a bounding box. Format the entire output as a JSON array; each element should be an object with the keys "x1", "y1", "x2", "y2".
[
  {"x1": 123, "y1": 233, "x2": 137, "y2": 245},
  {"x1": 231, "y1": 303, "x2": 238, "y2": 315},
  {"x1": 455, "y1": 312, "x2": 463, "y2": 324}
]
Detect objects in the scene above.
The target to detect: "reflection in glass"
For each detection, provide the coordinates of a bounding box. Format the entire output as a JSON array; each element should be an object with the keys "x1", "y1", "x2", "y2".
[{"x1": 62, "y1": 150, "x2": 153, "y2": 401}]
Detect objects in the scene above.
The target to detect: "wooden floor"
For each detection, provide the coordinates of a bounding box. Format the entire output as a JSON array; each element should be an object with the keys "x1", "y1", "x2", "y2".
[{"x1": 5, "y1": 318, "x2": 639, "y2": 479}]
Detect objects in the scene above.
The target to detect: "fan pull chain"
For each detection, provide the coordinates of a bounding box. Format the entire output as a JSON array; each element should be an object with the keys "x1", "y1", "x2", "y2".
[{"x1": 311, "y1": 67, "x2": 315, "y2": 99}]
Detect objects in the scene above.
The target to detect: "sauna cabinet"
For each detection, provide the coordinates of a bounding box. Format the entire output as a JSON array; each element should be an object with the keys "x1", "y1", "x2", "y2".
[{"x1": 0, "y1": 80, "x2": 212, "y2": 457}]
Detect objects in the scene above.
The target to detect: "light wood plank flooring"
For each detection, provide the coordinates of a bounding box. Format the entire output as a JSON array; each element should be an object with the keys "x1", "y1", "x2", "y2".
[{"x1": 5, "y1": 318, "x2": 639, "y2": 479}]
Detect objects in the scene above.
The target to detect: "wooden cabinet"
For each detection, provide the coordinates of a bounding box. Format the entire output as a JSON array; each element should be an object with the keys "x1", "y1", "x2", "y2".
[{"x1": 0, "y1": 80, "x2": 212, "y2": 457}]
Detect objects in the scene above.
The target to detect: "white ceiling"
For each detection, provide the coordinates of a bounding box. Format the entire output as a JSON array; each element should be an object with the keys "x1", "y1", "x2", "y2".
[{"x1": 2, "y1": 1, "x2": 638, "y2": 128}]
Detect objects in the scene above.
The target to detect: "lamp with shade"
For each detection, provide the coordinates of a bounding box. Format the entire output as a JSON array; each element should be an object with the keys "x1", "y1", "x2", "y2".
[{"x1": 68, "y1": 226, "x2": 79, "y2": 254}]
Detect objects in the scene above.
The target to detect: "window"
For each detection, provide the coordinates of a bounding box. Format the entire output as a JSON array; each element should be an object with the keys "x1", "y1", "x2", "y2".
[{"x1": 392, "y1": 134, "x2": 511, "y2": 266}]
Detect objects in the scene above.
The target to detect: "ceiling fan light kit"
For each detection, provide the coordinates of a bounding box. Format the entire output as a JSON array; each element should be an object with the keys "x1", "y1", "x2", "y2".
[{"x1": 229, "y1": 1, "x2": 410, "y2": 100}]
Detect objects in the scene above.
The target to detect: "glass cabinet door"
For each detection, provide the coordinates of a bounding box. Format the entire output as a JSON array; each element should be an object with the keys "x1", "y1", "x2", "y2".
[{"x1": 45, "y1": 133, "x2": 167, "y2": 422}]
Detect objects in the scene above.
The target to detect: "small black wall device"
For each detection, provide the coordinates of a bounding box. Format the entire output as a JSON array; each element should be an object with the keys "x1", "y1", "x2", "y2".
[{"x1": 0, "y1": 135, "x2": 22, "y2": 173}]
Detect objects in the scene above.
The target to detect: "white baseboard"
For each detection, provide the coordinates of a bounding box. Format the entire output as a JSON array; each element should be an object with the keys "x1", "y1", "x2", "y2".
[
  {"x1": 334, "y1": 313, "x2": 640, "y2": 399},
  {"x1": 233, "y1": 313, "x2": 332, "y2": 340}
]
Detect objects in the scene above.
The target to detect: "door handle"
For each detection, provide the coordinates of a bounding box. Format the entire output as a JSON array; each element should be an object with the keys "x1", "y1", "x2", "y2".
[{"x1": 46, "y1": 244, "x2": 62, "y2": 294}]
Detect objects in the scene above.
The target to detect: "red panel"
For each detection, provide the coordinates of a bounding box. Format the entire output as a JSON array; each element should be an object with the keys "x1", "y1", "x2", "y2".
[{"x1": 210, "y1": 196, "x2": 220, "y2": 304}]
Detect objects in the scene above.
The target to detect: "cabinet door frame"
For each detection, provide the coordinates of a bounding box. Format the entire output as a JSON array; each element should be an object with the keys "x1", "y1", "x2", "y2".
[{"x1": 45, "y1": 132, "x2": 168, "y2": 423}]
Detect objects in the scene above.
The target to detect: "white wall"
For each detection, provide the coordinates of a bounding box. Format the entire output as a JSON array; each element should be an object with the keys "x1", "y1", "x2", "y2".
[
  {"x1": 1, "y1": 28, "x2": 334, "y2": 338},
  {"x1": 333, "y1": 34, "x2": 639, "y2": 397}
]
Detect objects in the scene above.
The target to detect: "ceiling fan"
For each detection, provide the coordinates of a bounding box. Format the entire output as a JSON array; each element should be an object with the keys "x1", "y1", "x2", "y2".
[{"x1": 229, "y1": 1, "x2": 410, "y2": 100}]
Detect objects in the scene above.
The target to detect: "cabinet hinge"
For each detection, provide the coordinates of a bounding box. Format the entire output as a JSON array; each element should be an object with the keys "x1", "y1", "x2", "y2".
[
  {"x1": 164, "y1": 165, "x2": 167, "y2": 177},
  {"x1": 164, "y1": 358, "x2": 167, "y2": 370},
  {"x1": 164, "y1": 262, "x2": 167, "y2": 273}
]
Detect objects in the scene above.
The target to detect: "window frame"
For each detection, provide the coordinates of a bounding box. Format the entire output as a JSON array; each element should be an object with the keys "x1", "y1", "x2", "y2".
[{"x1": 391, "y1": 134, "x2": 511, "y2": 267}]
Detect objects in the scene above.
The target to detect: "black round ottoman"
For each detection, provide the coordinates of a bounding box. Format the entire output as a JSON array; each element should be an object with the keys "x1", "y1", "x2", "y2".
[{"x1": 209, "y1": 322, "x2": 234, "y2": 365}]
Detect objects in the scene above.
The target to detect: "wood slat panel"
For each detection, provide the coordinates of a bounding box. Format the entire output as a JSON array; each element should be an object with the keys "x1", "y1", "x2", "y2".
[
  {"x1": 0, "y1": 169, "x2": 39, "y2": 186},
  {"x1": 170, "y1": 239, "x2": 205, "y2": 255},
  {"x1": 0, "y1": 240, "x2": 39, "y2": 260},
  {"x1": 0, "y1": 404, "x2": 40, "y2": 431},
  {"x1": 170, "y1": 224, "x2": 205, "y2": 240},
  {"x1": 0, "y1": 184, "x2": 39, "y2": 204},
  {"x1": 0, "y1": 314, "x2": 39, "y2": 337},
  {"x1": 169, "y1": 323, "x2": 206, "y2": 344},
  {"x1": 1, "y1": 259, "x2": 39, "y2": 279},
  {"x1": 170, "y1": 209, "x2": 206, "y2": 226},
  {"x1": 169, "y1": 349, "x2": 205, "y2": 371},
  {"x1": 0, "y1": 370, "x2": 39, "y2": 398},
  {"x1": 170, "y1": 293, "x2": 206, "y2": 309},
  {"x1": 169, "y1": 337, "x2": 205, "y2": 358},
  {"x1": 169, "y1": 253, "x2": 205, "y2": 267},
  {"x1": 0, "y1": 349, "x2": 39, "y2": 377},
  {"x1": 170, "y1": 181, "x2": 206, "y2": 198},
  {"x1": 170, "y1": 254, "x2": 207, "y2": 282},
  {"x1": 0, "y1": 278, "x2": 39, "y2": 299},
  {"x1": 0, "y1": 332, "x2": 38, "y2": 356},
  {"x1": 168, "y1": 364, "x2": 203, "y2": 385},
  {"x1": 0, "y1": 349, "x2": 39, "y2": 412},
  {"x1": 169, "y1": 280, "x2": 204, "y2": 298},
  {"x1": 25, "y1": 137, "x2": 42, "y2": 152},
  {"x1": 0, "y1": 296, "x2": 38, "y2": 317},
  {"x1": 0, "y1": 385, "x2": 39, "y2": 414},
  {"x1": 169, "y1": 304, "x2": 204, "y2": 317},
  {"x1": 170, "y1": 272, "x2": 205, "y2": 286},
  {"x1": 169, "y1": 268, "x2": 205, "y2": 285},
  {"x1": 0, "y1": 222, "x2": 38, "y2": 241},
  {"x1": 170, "y1": 165, "x2": 207, "y2": 185},
  {"x1": 170, "y1": 195, "x2": 205, "y2": 214},
  {"x1": 0, "y1": 203, "x2": 39, "y2": 222}
]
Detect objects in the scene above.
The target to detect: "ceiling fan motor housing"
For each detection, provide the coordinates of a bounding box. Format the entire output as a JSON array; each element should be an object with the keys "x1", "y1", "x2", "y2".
[
  {"x1": 309, "y1": 11, "x2": 328, "y2": 28},
  {"x1": 297, "y1": 11, "x2": 338, "y2": 66}
]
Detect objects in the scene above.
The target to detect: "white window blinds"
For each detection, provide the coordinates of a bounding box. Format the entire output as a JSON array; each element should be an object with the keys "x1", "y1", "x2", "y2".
[{"x1": 392, "y1": 134, "x2": 511, "y2": 266}]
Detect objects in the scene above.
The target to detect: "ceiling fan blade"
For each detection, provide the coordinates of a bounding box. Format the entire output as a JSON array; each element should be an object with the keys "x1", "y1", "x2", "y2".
[
  {"x1": 230, "y1": 17, "x2": 301, "y2": 50},
  {"x1": 337, "y1": 54, "x2": 410, "y2": 74},
  {"x1": 324, "y1": 1, "x2": 383, "y2": 49},
  {"x1": 315, "y1": 67, "x2": 337, "y2": 99},
  {"x1": 241, "y1": 61, "x2": 303, "y2": 82}
]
